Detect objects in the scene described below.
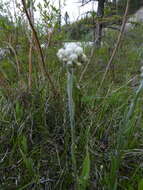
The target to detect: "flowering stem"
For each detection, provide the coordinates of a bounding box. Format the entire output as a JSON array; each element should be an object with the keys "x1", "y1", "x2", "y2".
[
  {"x1": 57, "y1": 44, "x2": 86, "y2": 187},
  {"x1": 67, "y1": 67, "x2": 77, "y2": 184}
]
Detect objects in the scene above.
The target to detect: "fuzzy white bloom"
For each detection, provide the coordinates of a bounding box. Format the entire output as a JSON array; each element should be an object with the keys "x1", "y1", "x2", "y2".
[
  {"x1": 69, "y1": 54, "x2": 78, "y2": 62},
  {"x1": 76, "y1": 62, "x2": 82, "y2": 66},
  {"x1": 81, "y1": 54, "x2": 87, "y2": 62},
  {"x1": 64, "y1": 48, "x2": 74, "y2": 57},
  {"x1": 75, "y1": 46, "x2": 83, "y2": 56},
  {"x1": 65, "y1": 43, "x2": 78, "y2": 50},
  {"x1": 63, "y1": 58, "x2": 68, "y2": 62},
  {"x1": 57, "y1": 48, "x2": 66, "y2": 60},
  {"x1": 57, "y1": 48, "x2": 65, "y2": 56},
  {"x1": 67, "y1": 61, "x2": 73, "y2": 65},
  {"x1": 57, "y1": 43, "x2": 87, "y2": 67}
]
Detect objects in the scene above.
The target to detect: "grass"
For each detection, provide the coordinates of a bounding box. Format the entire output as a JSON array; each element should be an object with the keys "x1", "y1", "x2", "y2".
[{"x1": 1, "y1": 25, "x2": 143, "y2": 190}]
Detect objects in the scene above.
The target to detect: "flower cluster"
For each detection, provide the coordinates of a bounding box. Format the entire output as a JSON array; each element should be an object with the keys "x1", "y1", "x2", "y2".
[{"x1": 57, "y1": 43, "x2": 87, "y2": 67}]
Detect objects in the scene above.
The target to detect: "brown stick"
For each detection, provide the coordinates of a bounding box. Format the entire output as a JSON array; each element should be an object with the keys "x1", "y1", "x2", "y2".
[
  {"x1": 21, "y1": 0, "x2": 58, "y2": 96},
  {"x1": 28, "y1": 2, "x2": 34, "y2": 90},
  {"x1": 28, "y1": 42, "x2": 32, "y2": 89},
  {"x1": 98, "y1": 0, "x2": 130, "y2": 90}
]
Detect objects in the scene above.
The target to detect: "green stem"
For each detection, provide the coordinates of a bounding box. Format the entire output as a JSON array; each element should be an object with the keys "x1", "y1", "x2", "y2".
[{"x1": 67, "y1": 67, "x2": 77, "y2": 185}]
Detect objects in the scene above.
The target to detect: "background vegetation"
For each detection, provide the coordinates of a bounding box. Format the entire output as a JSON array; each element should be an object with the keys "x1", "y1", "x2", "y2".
[{"x1": 0, "y1": 0, "x2": 143, "y2": 189}]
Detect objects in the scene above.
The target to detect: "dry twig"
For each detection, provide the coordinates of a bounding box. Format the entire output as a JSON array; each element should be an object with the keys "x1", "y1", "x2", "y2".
[{"x1": 21, "y1": 0, "x2": 58, "y2": 96}]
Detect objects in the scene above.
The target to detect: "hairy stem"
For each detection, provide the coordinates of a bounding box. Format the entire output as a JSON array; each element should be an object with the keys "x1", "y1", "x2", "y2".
[{"x1": 67, "y1": 67, "x2": 77, "y2": 186}]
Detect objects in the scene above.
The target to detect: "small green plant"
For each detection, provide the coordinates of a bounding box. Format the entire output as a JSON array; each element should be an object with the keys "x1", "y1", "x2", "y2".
[{"x1": 57, "y1": 43, "x2": 88, "y2": 188}]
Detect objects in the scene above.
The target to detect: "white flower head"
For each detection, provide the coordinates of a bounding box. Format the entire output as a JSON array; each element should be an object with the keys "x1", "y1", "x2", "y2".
[
  {"x1": 57, "y1": 43, "x2": 87, "y2": 67},
  {"x1": 64, "y1": 47, "x2": 74, "y2": 57},
  {"x1": 63, "y1": 57, "x2": 68, "y2": 62},
  {"x1": 76, "y1": 62, "x2": 82, "y2": 66},
  {"x1": 67, "y1": 61, "x2": 73, "y2": 65},
  {"x1": 58, "y1": 54, "x2": 63, "y2": 60},
  {"x1": 81, "y1": 54, "x2": 87, "y2": 62},
  {"x1": 57, "y1": 48, "x2": 66, "y2": 60},
  {"x1": 57, "y1": 48, "x2": 65, "y2": 56},
  {"x1": 69, "y1": 53, "x2": 78, "y2": 62},
  {"x1": 65, "y1": 43, "x2": 78, "y2": 50},
  {"x1": 75, "y1": 46, "x2": 83, "y2": 56}
]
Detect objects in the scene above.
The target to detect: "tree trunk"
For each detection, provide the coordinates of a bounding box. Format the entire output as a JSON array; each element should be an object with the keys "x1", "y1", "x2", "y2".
[
  {"x1": 58, "y1": 0, "x2": 62, "y2": 32},
  {"x1": 95, "y1": 0, "x2": 105, "y2": 48}
]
